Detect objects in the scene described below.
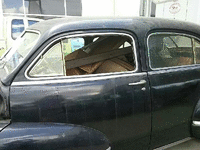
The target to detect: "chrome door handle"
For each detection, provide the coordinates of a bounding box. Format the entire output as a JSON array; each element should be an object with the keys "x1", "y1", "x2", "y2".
[{"x1": 129, "y1": 80, "x2": 146, "y2": 86}]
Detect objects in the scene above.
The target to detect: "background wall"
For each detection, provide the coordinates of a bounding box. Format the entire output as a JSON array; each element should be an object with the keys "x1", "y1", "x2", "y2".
[
  {"x1": 153, "y1": 0, "x2": 200, "y2": 24},
  {"x1": 82, "y1": 0, "x2": 140, "y2": 17},
  {"x1": 0, "y1": 0, "x2": 141, "y2": 18}
]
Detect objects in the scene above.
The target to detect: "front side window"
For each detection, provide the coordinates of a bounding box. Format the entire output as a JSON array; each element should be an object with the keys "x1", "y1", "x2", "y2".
[
  {"x1": 28, "y1": 34, "x2": 136, "y2": 77},
  {"x1": 29, "y1": 42, "x2": 65, "y2": 77},
  {"x1": 148, "y1": 33, "x2": 194, "y2": 69}
]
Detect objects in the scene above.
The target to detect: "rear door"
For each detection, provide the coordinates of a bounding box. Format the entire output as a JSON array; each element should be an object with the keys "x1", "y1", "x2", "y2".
[
  {"x1": 10, "y1": 31, "x2": 151, "y2": 150},
  {"x1": 147, "y1": 32, "x2": 200, "y2": 149}
]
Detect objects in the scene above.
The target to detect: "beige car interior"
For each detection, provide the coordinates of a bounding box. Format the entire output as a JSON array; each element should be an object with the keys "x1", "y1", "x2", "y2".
[{"x1": 64, "y1": 36, "x2": 135, "y2": 76}]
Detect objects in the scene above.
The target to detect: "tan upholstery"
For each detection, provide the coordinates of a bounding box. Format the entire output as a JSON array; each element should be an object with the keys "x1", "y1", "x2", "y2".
[
  {"x1": 79, "y1": 62, "x2": 103, "y2": 74},
  {"x1": 176, "y1": 57, "x2": 192, "y2": 66},
  {"x1": 166, "y1": 57, "x2": 193, "y2": 67},
  {"x1": 65, "y1": 47, "x2": 132, "y2": 69},
  {"x1": 94, "y1": 60, "x2": 128, "y2": 74},
  {"x1": 65, "y1": 50, "x2": 89, "y2": 75},
  {"x1": 111, "y1": 58, "x2": 135, "y2": 71},
  {"x1": 64, "y1": 39, "x2": 135, "y2": 75},
  {"x1": 66, "y1": 68, "x2": 83, "y2": 76}
]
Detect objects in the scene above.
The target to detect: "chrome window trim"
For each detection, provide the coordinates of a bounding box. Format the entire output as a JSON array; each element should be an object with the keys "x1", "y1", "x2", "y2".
[
  {"x1": 24, "y1": 32, "x2": 138, "y2": 81},
  {"x1": 21, "y1": 29, "x2": 41, "y2": 38},
  {"x1": 147, "y1": 32, "x2": 200, "y2": 70},
  {"x1": 12, "y1": 72, "x2": 146, "y2": 86},
  {"x1": 193, "y1": 121, "x2": 200, "y2": 126}
]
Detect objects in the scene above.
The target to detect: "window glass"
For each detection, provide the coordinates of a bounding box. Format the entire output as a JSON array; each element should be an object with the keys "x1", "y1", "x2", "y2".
[
  {"x1": 149, "y1": 34, "x2": 194, "y2": 69},
  {"x1": 61, "y1": 38, "x2": 84, "y2": 56},
  {"x1": 194, "y1": 40, "x2": 200, "y2": 64},
  {"x1": 29, "y1": 42, "x2": 65, "y2": 77},
  {"x1": 12, "y1": 19, "x2": 25, "y2": 40},
  {"x1": 163, "y1": 37, "x2": 176, "y2": 48},
  {"x1": 28, "y1": 20, "x2": 39, "y2": 26},
  {"x1": 29, "y1": 35, "x2": 136, "y2": 77},
  {"x1": 170, "y1": 36, "x2": 192, "y2": 47},
  {"x1": 70, "y1": 38, "x2": 85, "y2": 52},
  {"x1": 1, "y1": 31, "x2": 39, "y2": 76},
  {"x1": 3, "y1": 0, "x2": 24, "y2": 14}
]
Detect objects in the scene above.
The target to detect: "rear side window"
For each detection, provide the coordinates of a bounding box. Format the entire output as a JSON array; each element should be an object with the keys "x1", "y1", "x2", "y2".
[
  {"x1": 148, "y1": 33, "x2": 194, "y2": 69},
  {"x1": 28, "y1": 34, "x2": 136, "y2": 77}
]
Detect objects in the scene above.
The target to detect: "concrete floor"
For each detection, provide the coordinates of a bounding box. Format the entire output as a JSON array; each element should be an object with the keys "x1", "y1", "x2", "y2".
[
  {"x1": 166, "y1": 138, "x2": 200, "y2": 150},
  {"x1": 154, "y1": 137, "x2": 200, "y2": 150}
]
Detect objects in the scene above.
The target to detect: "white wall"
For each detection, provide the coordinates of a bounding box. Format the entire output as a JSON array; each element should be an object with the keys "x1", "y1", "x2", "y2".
[
  {"x1": 0, "y1": 0, "x2": 3, "y2": 39},
  {"x1": 82, "y1": 0, "x2": 140, "y2": 17},
  {"x1": 115, "y1": 0, "x2": 140, "y2": 17},
  {"x1": 187, "y1": 0, "x2": 200, "y2": 24},
  {"x1": 155, "y1": 0, "x2": 200, "y2": 24},
  {"x1": 82, "y1": 0, "x2": 114, "y2": 17}
]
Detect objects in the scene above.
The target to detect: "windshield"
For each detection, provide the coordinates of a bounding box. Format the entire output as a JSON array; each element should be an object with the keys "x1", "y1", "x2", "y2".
[{"x1": 0, "y1": 31, "x2": 39, "y2": 77}]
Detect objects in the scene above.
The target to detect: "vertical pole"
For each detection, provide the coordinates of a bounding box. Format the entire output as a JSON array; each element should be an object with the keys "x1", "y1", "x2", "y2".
[
  {"x1": 140, "y1": 0, "x2": 146, "y2": 16},
  {"x1": 22, "y1": 0, "x2": 26, "y2": 17},
  {"x1": 39, "y1": 0, "x2": 42, "y2": 14},
  {"x1": 64, "y1": 0, "x2": 67, "y2": 16},
  {"x1": 140, "y1": 0, "x2": 152, "y2": 17},
  {"x1": 148, "y1": 0, "x2": 152, "y2": 17}
]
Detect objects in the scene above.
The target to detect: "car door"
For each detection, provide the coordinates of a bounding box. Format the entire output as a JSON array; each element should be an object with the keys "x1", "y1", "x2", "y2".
[
  {"x1": 147, "y1": 32, "x2": 200, "y2": 149},
  {"x1": 0, "y1": 82, "x2": 10, "y2": 131},
  {"x1": 10, "y1": 31, "x2": 151, "y2": 150}
]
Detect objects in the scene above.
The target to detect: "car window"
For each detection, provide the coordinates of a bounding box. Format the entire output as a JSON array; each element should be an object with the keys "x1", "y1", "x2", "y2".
[
  {"x1": 28, "y1": 20, "x2": 39, "y2": 26},
  {"x1": 29, "y1": 42, "x2": 65, "y2": 77},
  {"x1": 1, "y1": 31, "x2": 40, "y2": 76},
  {"x1": 28, "y1": 34, "x2": 136, "y2": 77},
  {"x1": 148, "y1": 34, "x2": 194, "y2": 69},
  {"x1": 194, "y1": 39, "x2": 200, "y2": 64},
  {"x1": 12, "y1": 19, "x2": 25, "y2": 40}
]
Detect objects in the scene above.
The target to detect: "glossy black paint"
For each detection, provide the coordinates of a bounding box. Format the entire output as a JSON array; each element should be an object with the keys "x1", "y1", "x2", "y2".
[
  {"x1": 0, "y1": 122, "x2": 110, "y2": 150},
  {"x1": 1, "y1": 17, "x2": 200, "y2": 150}
]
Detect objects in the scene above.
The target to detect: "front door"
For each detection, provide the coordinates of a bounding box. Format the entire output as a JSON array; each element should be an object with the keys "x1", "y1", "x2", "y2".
[{"x1": 10, "y1": 31, "x2": 151, "y2": 149}]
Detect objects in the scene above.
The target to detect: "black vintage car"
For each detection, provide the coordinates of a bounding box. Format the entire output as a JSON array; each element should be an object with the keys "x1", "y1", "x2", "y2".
[{"x1": 1, "y1": 17, "x2": 200, "y2": 150}]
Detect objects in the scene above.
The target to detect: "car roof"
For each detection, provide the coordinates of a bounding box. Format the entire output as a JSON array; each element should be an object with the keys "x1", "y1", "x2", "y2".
[
  {"x1": 3, "y1": 17, "x2": 200, "y2": 86},
  {"x1": 28, "y1": 17, "x2": 200, "y2": 40}
]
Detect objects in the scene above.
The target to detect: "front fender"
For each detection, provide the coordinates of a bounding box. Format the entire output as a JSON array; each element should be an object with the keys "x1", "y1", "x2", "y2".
[{"x1": 0, "y1": 122, "x2": 110, "y2": 150}]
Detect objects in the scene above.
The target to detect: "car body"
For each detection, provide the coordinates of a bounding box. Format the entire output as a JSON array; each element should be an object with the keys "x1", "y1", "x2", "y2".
[{"x1": 1, "y1": 17, "x2": 200, "y2": 149}]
